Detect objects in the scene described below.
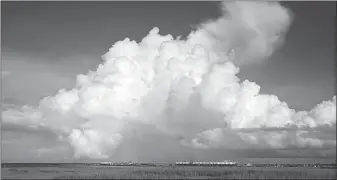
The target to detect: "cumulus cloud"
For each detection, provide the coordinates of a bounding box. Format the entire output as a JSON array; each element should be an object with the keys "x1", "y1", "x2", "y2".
[
  {"x1": 187, "y1": 1, "x2": 293, "y2": 65},
  {"x1": 2, "y1": 1, "x2": 335, "y2": 160},
  {"x1": 184, "y1": 127, "x2": 336, "y2": 150}
]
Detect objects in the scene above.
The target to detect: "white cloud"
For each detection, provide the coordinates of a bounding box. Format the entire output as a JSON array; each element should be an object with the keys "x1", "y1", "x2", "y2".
[
  {"x1": 182, "y1": 126, "x2": 336, "y2": 151},
  {"x1": 1, "y1": 1, "x2": 335, "y2": 160}
]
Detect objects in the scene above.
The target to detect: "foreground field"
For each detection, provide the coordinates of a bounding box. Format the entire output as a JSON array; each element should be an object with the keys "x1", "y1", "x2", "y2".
[
  {"x1": 54, "y1": 166, "x2": 336, "y2": 179},
  {"x1": 3, "y1": 165, "x2": 335, "y2": 179}
]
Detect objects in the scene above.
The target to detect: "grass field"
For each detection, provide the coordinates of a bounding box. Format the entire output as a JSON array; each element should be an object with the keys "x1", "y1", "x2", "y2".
[
  {"x1": 2, "y1": 162, "x2": 336, "y2": 179},
  {"x1": 50, "y1": 166, "x2": 336, "y2": 180}
]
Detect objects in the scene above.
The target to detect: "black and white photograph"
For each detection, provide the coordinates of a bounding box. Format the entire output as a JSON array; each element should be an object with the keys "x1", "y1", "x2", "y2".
[{"x1": 1, "y1": 1, "x2": 336, "y2": 179}]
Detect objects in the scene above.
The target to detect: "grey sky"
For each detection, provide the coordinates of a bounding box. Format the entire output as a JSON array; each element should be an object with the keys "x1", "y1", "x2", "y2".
[{"x1": 1, "y1": 1, "x2": 335, "y2": 162}]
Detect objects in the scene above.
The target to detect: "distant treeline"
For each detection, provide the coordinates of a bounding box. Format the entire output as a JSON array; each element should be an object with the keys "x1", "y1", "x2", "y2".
[{"x1": 1, "y1": 163, "x2": 87, "y2": 168}]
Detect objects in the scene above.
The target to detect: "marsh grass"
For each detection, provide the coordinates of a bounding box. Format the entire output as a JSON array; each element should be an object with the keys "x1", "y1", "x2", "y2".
[{"x1": 54, "y1": 166, "x2": 336, "y2": 179}]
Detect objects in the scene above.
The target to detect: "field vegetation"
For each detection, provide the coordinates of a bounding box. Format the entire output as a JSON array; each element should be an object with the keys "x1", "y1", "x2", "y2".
[{"x1": 53, "y1": 166, "x2": 336, "y2": 179}]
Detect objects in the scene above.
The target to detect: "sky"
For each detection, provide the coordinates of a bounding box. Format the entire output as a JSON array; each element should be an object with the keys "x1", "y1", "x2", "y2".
[{"x1": 1, "y1": 1, "x2": 336, "y2": 163}]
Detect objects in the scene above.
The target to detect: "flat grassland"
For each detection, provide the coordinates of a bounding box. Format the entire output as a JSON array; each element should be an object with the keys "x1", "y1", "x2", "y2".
[
  {"x1": 51, "y1": 166, "x2": 335, "y2": 179},
  {"x1": 3, "y1": 159, "x2": 336, "y2": 180}
]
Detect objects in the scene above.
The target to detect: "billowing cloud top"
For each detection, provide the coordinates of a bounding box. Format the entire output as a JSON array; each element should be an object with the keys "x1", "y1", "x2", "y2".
[{"x1": 2, "y1": 1, "x2": 335, "y2": 160}]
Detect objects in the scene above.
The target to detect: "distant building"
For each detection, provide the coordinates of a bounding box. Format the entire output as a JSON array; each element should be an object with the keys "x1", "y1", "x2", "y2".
[
  {"x1": 100, "y1": 162, "x2": 114, "y2": 166},
  {"x1": 245, "y1": 163, "x2": 252, "y2": 167},
  {"x1": 99, "y1": 161, "x2": 138, "y2": 166},
  {"x1": 175, "y1": 160, "x2": 238, "y2": 166}
]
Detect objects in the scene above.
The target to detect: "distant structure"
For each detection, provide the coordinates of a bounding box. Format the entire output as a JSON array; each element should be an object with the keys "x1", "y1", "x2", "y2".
[
  {"x1": 245, "y1": 163, "x2": 253, "y2": 167},
  {"x1": 175, "y1": 160, "x2": 238, "y2": 166},
  {"x1": 90, "y1": 160, "x2": 336, "y2": 169},
  {"x1": 99, "y1": 161, "x2": 137, "y2": 166},
  {"x1": 100, "y1": 162, "x2": 114, "y2": 166}
]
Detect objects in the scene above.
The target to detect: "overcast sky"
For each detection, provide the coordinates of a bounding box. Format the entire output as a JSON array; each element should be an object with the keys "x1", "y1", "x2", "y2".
[{"x1": 1, "y1": 1, "x2": 336, "y2": 162}]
